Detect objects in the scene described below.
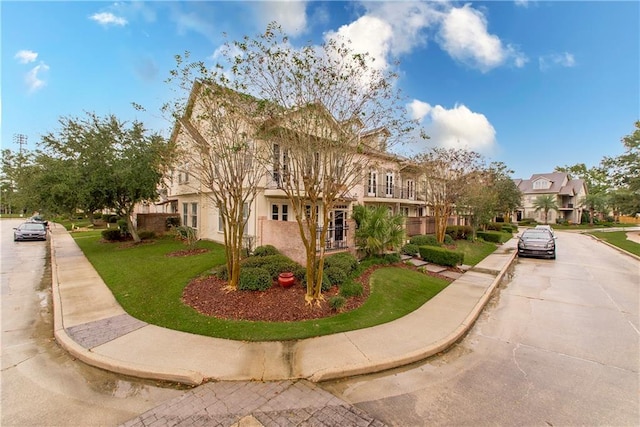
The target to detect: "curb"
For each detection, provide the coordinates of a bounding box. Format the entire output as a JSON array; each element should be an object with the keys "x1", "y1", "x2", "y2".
[
  {"x1": 582, "y1": 232, "x2": 640, "y2": 262},
  {"x1": 49, "y1": 227, "x2": 518, "y2": 386},
  {"x1": 309, "y1": 248, "x2": 518, "y2": 382},
  {"x1": 49, "y1": 228, "x2": 205, "y2": 386}
]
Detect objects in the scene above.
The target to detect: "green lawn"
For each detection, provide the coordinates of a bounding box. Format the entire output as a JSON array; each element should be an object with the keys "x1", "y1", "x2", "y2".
[
  {"x1": 452, "y1": 239, "x2": 502, "y2": 266},
  {"x1": 72, "y1": 233, "x2": 450, "y2": 341},
  {"x1": 587, "y1": 231, "x2": 640, "y2": 257}
]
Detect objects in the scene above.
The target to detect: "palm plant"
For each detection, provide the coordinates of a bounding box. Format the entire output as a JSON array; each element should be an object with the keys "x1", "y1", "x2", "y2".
[
  {"x1": 532, "y1": 195, "x2": 559, "y2": 224},
  {"x1": 352, "y1": 205, "x2": 405, "y2": 257}
]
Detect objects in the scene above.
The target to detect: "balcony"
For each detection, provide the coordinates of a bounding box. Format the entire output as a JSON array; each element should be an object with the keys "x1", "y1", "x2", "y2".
[
  {"x1": 363, "y1": 183, "x2": 418, "y2": 201},
  {"x1": 559, "y1": 203, "x2": 574, "y2": 211}
]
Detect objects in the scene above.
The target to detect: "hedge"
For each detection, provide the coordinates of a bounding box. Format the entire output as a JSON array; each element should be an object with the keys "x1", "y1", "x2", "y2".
[
  {"x1": 477, "y1": 230, "x2": 510, "y2": 243},
  {"x1": 418, "y1": 245, "x2": 464, "y2": 267},
  {"x1": 410, "y1": 234, "x2": 441, "y2": 247},
  {"x1": 446, "y1": 225, "x2": 473, "y2": 240}
]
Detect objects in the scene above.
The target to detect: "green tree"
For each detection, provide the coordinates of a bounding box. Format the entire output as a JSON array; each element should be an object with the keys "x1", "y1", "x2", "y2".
[
  {"x1": 414, "y1": 148, "x2": 484, "y2": 243},
  {"x1": 581, "y1": 192, "x2": 608, "y2": 225},
  {"x1": 491, "y1": 162, "x2": 522, "y2": 221},
  {"x1": 533, "y1": 194, "x2": 559, "y2": 224},
  {"x1": 603, "y1": 121, "x2": 640, "y2": 216},
  {"x1": 40, "y1": 113, "x2": 172, "y2": 242},
  {"x1": 352, "y1": 205, "x2": 405, "y2": 257}
]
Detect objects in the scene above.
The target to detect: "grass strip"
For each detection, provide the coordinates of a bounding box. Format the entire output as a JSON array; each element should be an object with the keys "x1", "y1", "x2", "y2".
[
  {"x1": 72, "y1": 233, "x2": 449, "y2": 341},
  {"x1": 588, "y1": 231, "x2": 640, "y2": 256}
]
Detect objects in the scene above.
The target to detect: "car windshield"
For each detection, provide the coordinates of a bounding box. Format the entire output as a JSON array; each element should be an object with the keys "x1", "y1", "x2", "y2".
[
  {"x1": 20, "y1": 223, "x2": 45, "y2": 231},
  {"x1": 523, "y1": 230, "x2": 552, "y2": 239}
]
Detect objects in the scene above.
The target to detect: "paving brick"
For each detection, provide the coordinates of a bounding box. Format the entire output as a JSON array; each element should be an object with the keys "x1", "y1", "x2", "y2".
[{"x1": 120, "y1": 380, "x2": 386, "y2": 427}]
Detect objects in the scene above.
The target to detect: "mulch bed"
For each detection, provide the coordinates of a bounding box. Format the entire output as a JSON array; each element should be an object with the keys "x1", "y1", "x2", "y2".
[{"x1": 181, "y1": 262, "x2": 454, "y2": 322}]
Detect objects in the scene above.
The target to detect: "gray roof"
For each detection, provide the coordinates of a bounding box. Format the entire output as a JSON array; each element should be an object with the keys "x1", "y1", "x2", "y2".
[{"x1": 514, "y1": 172, "x2": 587, "y2": 196}]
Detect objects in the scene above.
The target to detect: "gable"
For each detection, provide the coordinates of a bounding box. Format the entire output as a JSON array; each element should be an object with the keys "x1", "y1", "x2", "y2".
[{"x1": 532, "y1": 177, "x2": 552, "y2": 190}]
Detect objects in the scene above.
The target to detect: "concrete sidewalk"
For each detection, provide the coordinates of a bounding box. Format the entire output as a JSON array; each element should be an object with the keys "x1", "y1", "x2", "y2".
[{"x1": 50, "y1": 223, "x2": 518, "y2": 386}]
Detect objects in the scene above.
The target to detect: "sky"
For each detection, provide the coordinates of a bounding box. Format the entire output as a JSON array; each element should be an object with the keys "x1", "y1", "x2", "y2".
[{"x1": 2, "y1": 0, "x2": 638, "y2": 180}]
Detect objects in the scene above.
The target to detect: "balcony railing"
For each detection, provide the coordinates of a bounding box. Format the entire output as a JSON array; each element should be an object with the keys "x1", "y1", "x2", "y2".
[
  {"x1": 364, "y1": 183, "x2": 417, "y2": 200},
  {"x1": 316, "y1": 225, "x2": 349, "y2": 252}
]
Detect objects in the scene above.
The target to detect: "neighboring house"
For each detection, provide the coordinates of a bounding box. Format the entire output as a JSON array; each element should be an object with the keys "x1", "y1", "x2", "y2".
[
  {"x1": 144, "y1": 83, "x2": 466, "y2": 263},
  {"x1": 514, "y1": 172, "x2": 587, "y2": 224}
]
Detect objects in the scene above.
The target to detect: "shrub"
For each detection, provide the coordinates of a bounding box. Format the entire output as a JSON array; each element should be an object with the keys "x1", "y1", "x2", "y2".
[
  {"x1": 238, "y1": 267, "x2": 272, "y2": 291},
  {"x1": 138, "y1": 230, "x2": 156, "y2": 240},
  {"x1": 328, "y1": 295, "x2": 346, "y2": 311},
  {"x1": 419, "y1": 245, "x2": 464, "y2": 267},
  {"x1": 446, "y1": 225, "x2": 473, "y2": 240},
  {"x1": 339, "y1": 280, "x2": 364, "y2": 298},
  {"x1": 401, "y1": 243, "x2": 419, "y2": 256},
  {"x1": 214, "y1": 264, "x2": 228, "y2": 280},
  {"x1": 324, "y1": 252, "x2": 358, "y2": 273},
  {"x1": 487, "y1": 222, "x2": 503, "y2": 232},
  {"x1": 174, "y1": 226, "x2": 198, "y2": 248},
  {"x1": 117, "y1": 219, "x2": 129, "y2": 235},
  {"x1": 253, "y1": 245, "x2": 280, "y2": 257},
  {"x1": 166, "y1": 216, "x2": 181, "y2": 229},
  {"x1": 101, "y1": 229, "x2": 122, "y2": 241},
  {"x1": 443, "y1": 234, "x2": 454, "y2": 245},
  {"x1": 93, "y1": 213, "x2": 103, "y2": 220},
  {"x1": 324, "y1": 266, "x2": 347, "y2": 286},
  {"x1": 477, "y1": 230, "x2": 507, "y2": 243},
  {"x1": 242, "y1": 254, "x2": 299, "y2": 279},
  {"x1": 501, "y1": 224, "x2": 514, "y2": 233},
  {"x1": 410, "y1": 234, "x2": 441, "y2": 247},
  {"x1": 383, "y1": 253, "x2": 401, "y2": 263}
]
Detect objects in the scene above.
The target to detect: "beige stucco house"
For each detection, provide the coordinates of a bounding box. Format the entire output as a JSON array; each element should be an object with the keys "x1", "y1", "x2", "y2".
[
  {"x1": 147, "y1": 83, "x2": 434, "y2": 264},
  {"x1": 514, "y1": 172, "x2": 587, "y2": 224}
]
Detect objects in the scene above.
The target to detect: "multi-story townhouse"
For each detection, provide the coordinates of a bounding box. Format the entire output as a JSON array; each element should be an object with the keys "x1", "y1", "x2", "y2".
[
  {"x1": 514, "y1": 172, "x2": 587, "y2": 224},
  {"x1": 151, "y1": 83, "x2": 441, "y2": 264}
]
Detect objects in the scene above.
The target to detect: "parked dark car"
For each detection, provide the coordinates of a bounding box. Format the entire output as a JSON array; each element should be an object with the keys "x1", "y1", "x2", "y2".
[
  {"x1": 517, "y1": 228, "x2": 556, "y2": 259},
  {"x1": 14, "y1": 222, "x2": 48, "y2": 241}
]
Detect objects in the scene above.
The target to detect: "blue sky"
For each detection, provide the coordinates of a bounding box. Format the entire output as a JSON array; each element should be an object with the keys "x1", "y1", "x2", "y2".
[{"x1": 2, "y1": 1, "x2": 638, "y2": 179}]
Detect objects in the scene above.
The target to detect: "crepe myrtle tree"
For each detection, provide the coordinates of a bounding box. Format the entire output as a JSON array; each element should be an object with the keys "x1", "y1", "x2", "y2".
[
  {"x1": 199, "y1": 22, "x2": 416, "y2": 304},
  {"x1": 161, "y1": 64, "x2": 264, "y2": 291},
  {"x1": 414, "y1": 148, "x2": 485, "y2": 244}
]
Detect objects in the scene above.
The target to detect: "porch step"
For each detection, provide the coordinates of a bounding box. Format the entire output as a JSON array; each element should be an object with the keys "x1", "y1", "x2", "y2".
[{"x1": 407, "y1": 258, "x2": 429, "y2": 267}]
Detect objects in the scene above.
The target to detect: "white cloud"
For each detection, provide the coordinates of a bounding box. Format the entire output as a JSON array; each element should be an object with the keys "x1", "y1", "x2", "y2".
[
  {"x1": 255, "y1": 0, "x2": 308, "y2": 37},
  {"x1": 539, "y1": 52, "x2": 576, "y2": 71},
  {"x1": 514, "y1": 0, "x2": 531, "y2": 7},
  {"x1": 25, "y1": 63, "x2": 50, "y2": 93},
  {"x1": 408, "y1": 100, "x2": 497, "y2": 153},
  {"x1": 326, "y1": 15, "x2": 394, "y2": 71},
  {"x1": 437, "y1": 4, "x2": 527, "y2": 72},
  {"x1": 15, "y1": 50, "x2": 38, "y2": 64},
  {"x1": 408, "y1": 99, "x2": 432, "y2": 121},
  {"x1": 90, "y1": 12, "x2": 128, "y2": 26}
]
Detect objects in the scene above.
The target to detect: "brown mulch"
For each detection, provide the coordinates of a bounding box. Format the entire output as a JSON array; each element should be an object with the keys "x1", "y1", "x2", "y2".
[
  {"x1": 181, "y1": 263, "x2": 454, "y2": 322},
  {"x1": 166, "y1": 248, "x2": 209, "y2": 257}
]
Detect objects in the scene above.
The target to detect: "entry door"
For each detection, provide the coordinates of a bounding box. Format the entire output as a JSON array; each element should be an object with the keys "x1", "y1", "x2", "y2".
[{"x1": 333, "y1": 210, "x2": 345, "y2": 241}]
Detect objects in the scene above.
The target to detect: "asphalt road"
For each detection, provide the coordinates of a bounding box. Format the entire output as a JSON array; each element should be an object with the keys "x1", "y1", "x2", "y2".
[
  {"x1": 1, "y1": 219, "x2": 183, "y2": 427},
  {"x1": 322, "y1": 230, "x2": 640, "y2": 425},
  {"x1": 2, "y1": 219, "x2": 638, "y2": 426}
]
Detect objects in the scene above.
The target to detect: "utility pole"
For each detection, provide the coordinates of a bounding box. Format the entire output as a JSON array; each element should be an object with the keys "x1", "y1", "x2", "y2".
[{"x1": 13, "y1": 133, "x2": 27, "y2": 155}]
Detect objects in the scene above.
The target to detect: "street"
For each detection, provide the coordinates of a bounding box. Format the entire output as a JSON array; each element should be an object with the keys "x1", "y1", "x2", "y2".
[
  {"x1": 322, "y1": 230, "x2": 640, "y2": 425},
  {"x1": 2, "y1": 219, "x2": 638, "y2": 426},
  {"x1": 1, "y1": 219, "x2": 183, "y2": 426}
]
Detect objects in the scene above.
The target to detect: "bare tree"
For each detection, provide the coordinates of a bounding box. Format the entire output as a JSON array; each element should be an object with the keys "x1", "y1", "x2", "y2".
[
  {"x1": 414, "y1": 148, "x2": 484, "y2": 243},
  {"x1": 165, "y1": 67, "x2": 265, "y2": 291},
  {"x1": 215, "y1": 23, "x2": 414, "y2": 304}
]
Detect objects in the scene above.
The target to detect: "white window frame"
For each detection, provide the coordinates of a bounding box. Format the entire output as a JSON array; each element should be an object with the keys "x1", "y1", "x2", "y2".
[
  {"x1": 368, "y1": 171, "x2": 377, "y2": 196},
  {"x1": 385, "y1": 172, "x2": 394, "y2": 197}
]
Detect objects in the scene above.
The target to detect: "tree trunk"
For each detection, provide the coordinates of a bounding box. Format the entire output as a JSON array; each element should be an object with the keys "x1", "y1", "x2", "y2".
[{"x1": 126, "y1": 212, "x2": 141, "y2": 243}]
